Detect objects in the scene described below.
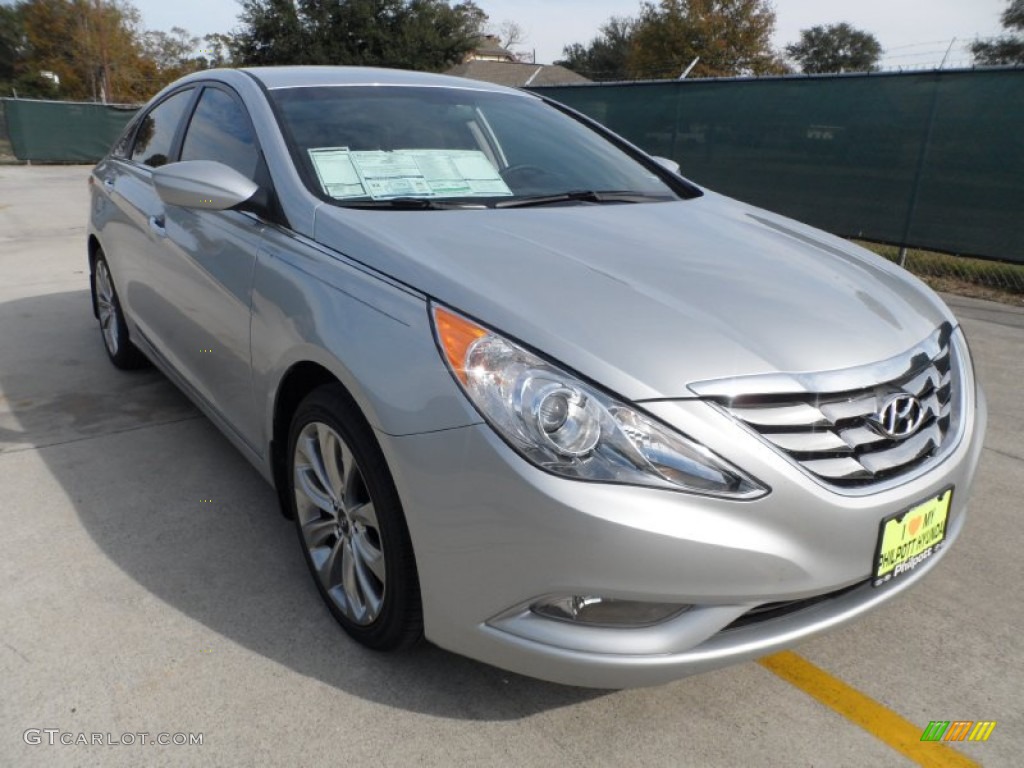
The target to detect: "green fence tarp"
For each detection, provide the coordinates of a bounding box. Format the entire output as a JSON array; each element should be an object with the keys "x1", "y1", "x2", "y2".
[
  {"x1": 3, "y1": 70, "x2": 1021, "y2": 261},
  {"x1": 1, "y1": 98, "x2": 137, "y2": 163},
  {"x1": 532, "y1": 69, "x2": 1024, "y2": 263}
]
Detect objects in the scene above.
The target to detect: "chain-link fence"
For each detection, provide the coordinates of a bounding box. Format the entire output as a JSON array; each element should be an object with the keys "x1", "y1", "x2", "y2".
[{"x1": 858, "y1": 241, "x2": 1024, "y2": 306}]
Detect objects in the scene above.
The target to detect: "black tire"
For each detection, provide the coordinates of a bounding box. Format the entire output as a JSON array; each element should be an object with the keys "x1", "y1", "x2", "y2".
[
  {"x1": 287, "y1": 384, "x2": 423, "y2": 651},
  {"x1": 91, "y1": 252, "x2": 149, "y2": 370}
]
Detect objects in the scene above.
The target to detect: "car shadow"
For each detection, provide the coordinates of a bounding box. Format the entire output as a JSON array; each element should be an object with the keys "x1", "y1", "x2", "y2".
[{"x1": 0, "y1": 288, "x2": 606, "y2": 720}]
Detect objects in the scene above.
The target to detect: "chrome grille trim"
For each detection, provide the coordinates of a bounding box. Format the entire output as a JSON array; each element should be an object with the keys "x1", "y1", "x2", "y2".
[
  {"x1": 730, "y1": 403, "x2": 827, "y2": 428},
  {"x1": 696, "y1": 324, "x2": 967, "y2": 490},
  {"x1": 858, "y1": 424, "x2": 943, "y2": 474},
  {"x1": 689, "y1": 325, "x2": 949, "y2": 399},
  {"x1": 837, "y1": 425, "x2": 888, "y2": 448},
  {"x1": 762, "y1": 430, "x2": 849, "y2": 453}
]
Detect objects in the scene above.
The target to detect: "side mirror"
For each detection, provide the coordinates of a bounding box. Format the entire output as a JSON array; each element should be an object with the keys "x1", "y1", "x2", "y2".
[
  {"x1": 651, "y1": 156, "x2": 681, "y2": 175},
  {"x1": 152, "y1": 160, "x2": 259, "y2": 211}
]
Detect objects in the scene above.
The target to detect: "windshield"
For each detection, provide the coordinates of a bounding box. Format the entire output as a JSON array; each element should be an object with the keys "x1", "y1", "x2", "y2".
[{"x1": 269, "y1": 85, "x2": 694, "y2": 208}]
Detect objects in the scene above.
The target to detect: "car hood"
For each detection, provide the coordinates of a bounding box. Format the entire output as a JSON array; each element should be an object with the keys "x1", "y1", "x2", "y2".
[{"x1": 312, "y1": 192, "x2": 954, "y2": 401}]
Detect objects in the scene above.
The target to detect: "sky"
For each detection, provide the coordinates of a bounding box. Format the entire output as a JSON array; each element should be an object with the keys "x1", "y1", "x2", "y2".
[{"x1": 127, "y1": 0, "x2": 1010, "y2": 70}]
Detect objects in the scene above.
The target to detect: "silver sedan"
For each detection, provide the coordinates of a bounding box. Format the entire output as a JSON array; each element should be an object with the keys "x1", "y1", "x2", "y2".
[{"x1": 87, "y1": 66, "x2": 986, "y2": 688}]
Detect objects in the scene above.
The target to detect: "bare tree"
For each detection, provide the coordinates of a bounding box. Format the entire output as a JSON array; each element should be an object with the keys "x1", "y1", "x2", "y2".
[{"x1": 492, "y1": 19, "x2": 527, "y2": 53}]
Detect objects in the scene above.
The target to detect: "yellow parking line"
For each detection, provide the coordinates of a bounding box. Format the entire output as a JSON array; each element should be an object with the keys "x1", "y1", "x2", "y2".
[{"x1": 758, "y1": 652, "x2": 979, "y2": 768}]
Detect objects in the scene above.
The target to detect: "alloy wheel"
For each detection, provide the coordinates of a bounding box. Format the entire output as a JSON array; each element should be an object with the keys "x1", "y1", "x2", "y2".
[
  {"x1": 293, "y1": 421, "x2": 386, "y2": 625},
  {"x1": 94, "y1": 260, "x2": 120, "y2": 356}
]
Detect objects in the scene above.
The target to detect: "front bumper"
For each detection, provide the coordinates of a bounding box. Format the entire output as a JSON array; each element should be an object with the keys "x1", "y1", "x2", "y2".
[{"x1": 377, "y1": 382, "x2": 986, "y2": 688}]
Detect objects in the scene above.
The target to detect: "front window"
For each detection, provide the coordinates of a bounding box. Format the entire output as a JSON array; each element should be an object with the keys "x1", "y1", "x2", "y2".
[
  {"x1": 180, "y1": 87, "x2": 261, "y2": 180},
  {"x1": 131, "y1": 89, "x2": 193, "y2": 169},
  {"x1": 270, "y1": 85, "x2": 695, "y2": 208}
]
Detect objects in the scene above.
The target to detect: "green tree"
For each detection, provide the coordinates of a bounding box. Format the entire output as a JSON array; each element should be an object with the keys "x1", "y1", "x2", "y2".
[
  {"x1": 232, "y1": 0, "x2": 305, "y2": 65},
  {"x1": 1, "y1": 4, "x2": 59, "y2": 98},
  {"x1": 971, "y1": 0, "x2": 1024, "y2": 65},
  {"x1": 142, "y1": 27, "x2": 200, "y2": 73},
  {"x1": 142, "y1": 26, "x2": 230, "y2": 85},
  {"x1": 785, "y1": 22, "x2": 882, "y2": 74},
  {"x1": 7, "y1": 0, "x2": 212, "y2": 102},
  {"x1": 233, "y1": 0, "x2": 488, "y2": 71},
  {"x1": 199, "y1": 33, "x2": 235, "y2": 68},
  {"x1": 556, "y1": 17, "x2": 634, "y2": 81},
  {"x1": 16, "y1": 0, "x2": 155, "y2": 101},
  {"x1": 627, "y1": 0, "x2": 786, "y2": 79},
  {"x1": 1, "y1": 5, "x2": 23, "y2": 84},
  {"x1": 17, "y1": 0, "x2": 83, "y2": 96},
  {"x1": 76, "y1": 0, "x2": 150, "y2": 101}
]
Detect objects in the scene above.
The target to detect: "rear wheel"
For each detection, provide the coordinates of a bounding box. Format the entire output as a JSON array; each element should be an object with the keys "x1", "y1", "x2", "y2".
[
  {"x1": 92, "y1": 253, "x2": 148, "y2": 369},
  {"x1": 288, "y1": 385, "x2": 422, "y2": 650}
]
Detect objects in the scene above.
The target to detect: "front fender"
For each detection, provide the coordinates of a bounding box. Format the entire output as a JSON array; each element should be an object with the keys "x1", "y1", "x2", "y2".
[{"x1": 250, "y1": 232, "x2": 482, "y2": 459}]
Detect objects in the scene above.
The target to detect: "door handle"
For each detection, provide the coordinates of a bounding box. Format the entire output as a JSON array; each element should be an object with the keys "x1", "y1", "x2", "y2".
[{"x1": 148, "y1": 214, "x2": 167, "y2": 237}]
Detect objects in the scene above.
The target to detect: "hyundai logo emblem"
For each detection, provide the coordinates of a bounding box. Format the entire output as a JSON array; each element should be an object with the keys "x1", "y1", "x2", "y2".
[{"x1": 872, "y1": 393, "x2": 925, "y2": 439}]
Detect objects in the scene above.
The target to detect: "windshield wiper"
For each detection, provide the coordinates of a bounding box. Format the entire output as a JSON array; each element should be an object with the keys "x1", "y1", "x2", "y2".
[
  {"x1": 495, "y1": 190, "x2": 673, "y2": 209},
  {"x1": 339, "y1": 197, "x2": 485, "y2": 210},
  {"x1": 338, "y1": 191, "x2": 671, "y2": 210}
]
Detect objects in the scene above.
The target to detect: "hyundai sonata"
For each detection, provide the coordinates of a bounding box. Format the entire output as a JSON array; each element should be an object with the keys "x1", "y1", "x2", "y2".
[{"x1": 87, "y1": 67, "x2": 985, "y2": 688}]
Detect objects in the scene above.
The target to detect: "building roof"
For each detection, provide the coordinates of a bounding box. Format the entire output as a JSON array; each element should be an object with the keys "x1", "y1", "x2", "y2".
[
  {"x1": 467, "y1": 35, "x2": 517, "y2": 62},
  {"x1": 446, "y1": 61, "x2": 591, "y2": 88}
]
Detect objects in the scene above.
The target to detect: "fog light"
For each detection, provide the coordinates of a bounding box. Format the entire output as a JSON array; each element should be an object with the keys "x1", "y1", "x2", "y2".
[{"x1": 531, "y1": 596, "x2": 690, "y2": 627}]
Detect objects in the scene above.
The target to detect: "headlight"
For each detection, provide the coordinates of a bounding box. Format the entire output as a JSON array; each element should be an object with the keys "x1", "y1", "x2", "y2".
[{"x1": 432, "y1": 305, "x2": 766, "y2": 499}]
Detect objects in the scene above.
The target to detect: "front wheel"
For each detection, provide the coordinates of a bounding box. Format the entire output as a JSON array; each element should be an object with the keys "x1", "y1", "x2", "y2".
[{"x1": 287, "y1": 385, "x2": 423, "y2": 650}]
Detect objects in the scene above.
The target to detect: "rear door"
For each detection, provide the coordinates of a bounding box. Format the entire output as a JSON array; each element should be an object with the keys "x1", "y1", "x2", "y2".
[{"x1": 99, "y1": 87, "x2": 196, "y2": 349}]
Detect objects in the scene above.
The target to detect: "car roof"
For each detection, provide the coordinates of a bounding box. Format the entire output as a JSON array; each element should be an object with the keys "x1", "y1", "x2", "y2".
[{"x1": 240, "y1": 65, "x2": 523, "y2": 95}]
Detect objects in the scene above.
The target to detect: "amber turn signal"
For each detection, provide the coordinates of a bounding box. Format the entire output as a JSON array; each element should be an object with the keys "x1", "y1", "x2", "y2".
[{"x1": 433, "y1": 306, "x2": 488, "y2": 385}]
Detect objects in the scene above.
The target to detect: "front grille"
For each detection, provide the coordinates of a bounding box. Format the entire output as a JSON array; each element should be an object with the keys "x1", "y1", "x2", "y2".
[{"x1": 695, "y1": 324, "x2": 963, "y2": 488}]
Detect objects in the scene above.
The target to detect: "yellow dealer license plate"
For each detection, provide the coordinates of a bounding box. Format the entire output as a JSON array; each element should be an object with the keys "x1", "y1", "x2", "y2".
[{"x1": 873, "y1": 488, "x2": 952, "y2": 587}]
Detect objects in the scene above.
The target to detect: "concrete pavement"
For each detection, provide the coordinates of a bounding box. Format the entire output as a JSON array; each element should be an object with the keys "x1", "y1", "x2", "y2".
[{"x1": 1, "y1": 165, "x2": 1020, "y2": 766}]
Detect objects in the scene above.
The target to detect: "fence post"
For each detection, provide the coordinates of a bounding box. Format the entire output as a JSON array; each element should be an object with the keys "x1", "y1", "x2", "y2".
[
  {"x1": 899, "y1": 72, "x2": 944, "y2": 258},
  {"x1": 669, "y1": 83, "x2": 683, "y2": 163}
]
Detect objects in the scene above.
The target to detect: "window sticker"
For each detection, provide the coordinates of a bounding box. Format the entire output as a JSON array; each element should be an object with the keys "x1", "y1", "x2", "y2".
[
  {"x1": 308, "y1": 147, "x2": 513, "y2": 200},
  {"x1": 308, "y1": 148, "x2": 366, "y2": 199},
  {"x1": 396, "y1": 150, "x2": 514, "y2": 197},
  {"x1": 352, "y1": 151, "x2": 434, "y2": 198}
]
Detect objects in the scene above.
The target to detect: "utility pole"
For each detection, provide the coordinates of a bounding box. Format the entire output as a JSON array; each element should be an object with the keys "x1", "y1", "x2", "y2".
[
  {"x1": 938, "y1": 38, "x2": 956, "y2": 70},
  {"x1": 94, "y1": 0, "x2": 112, "y2": 103},
  {"x1": 80, "y1": 12, "x2": 98, "y2": 102},
  {"x1": 679, "y1": 57, "x2": 700, "y2": 79}
]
